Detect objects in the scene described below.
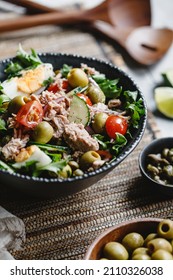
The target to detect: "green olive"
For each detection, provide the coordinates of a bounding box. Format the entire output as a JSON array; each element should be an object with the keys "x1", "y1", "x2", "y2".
[
  {"x1": 144, "y1": 233, "x2": 157, "y2": 247},
  {"x1": 122, "y1": 232, "x2": 144, "y2": 253},
  {"x1": 79, "y1": 151, "x2": 101, "y2": 170},
  {"x1": 132, "y1": 254, "x2": 151, "y2": 260},
  {"x1": 157, "y1": 219, "x2": 173, "y2": 239},
  {"x1": 103, "y1": 242, "x2": 129, "y2": 260},
  {"x1": 92, "y1": 112, "x2": 108, "y2": 133},
  {"x1": 67, "y1": 68, "x2": 88, "y2": 88},
  {"x1": 147, "y1": 238, "x2": 172, "y2": 254},
  {"x1": 8, "y1": 95, "x2": 30, "y2": 114},
  {"x1": 132, "y1": 247, "x2": 149, "y2": 256},
  {"x1": 86, "y1": 83, "x2": 105, "y2": 104},
  {"x1": 58, "y1": 164, "x2": 72, "y2": 178},
  {"x1": 32, "y1": 121, "x2": 54, "y2": 144},
  {"x1": 151, "y1": 249, "x2": 173, "y2": 260}
]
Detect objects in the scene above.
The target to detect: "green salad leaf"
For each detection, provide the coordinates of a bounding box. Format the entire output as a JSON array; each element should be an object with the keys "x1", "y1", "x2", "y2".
[
  {"x1": 92, "y1": 74, "x2": 122, "y2": 98},
  {"x1": 0, "y1": 118, "x2": 6, "y2": 130},
  {"x1": 61, "y1": 64, "x2": 72, "y2": 78},
  {"x1": 0, "y1": 160, "x2": 14, "y2": 173}
]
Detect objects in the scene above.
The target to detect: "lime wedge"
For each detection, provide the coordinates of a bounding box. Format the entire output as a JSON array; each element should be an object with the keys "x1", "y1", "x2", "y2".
[{"x1": 154, "y1": 87, "x2": 173, "y2": 118}]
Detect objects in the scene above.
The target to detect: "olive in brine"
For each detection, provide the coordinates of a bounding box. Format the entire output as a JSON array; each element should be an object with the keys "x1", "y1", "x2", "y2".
[
  {"x1": 67, "y1": 68, "x2": 88, "y2": 88},
  {"x1": 151, "y1": 249, "x2": 173, "y2": 260},
  {"x1": 147, "y1": 238, "x2": 172, "y2": 254},
  {"x1": 103, "y1": 242, "x2": 129, "y2": 260}
]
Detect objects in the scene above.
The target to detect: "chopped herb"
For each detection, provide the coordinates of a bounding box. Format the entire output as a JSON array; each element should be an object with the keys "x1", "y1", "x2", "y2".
[{"x1": 61, "y1": 64, "x2": 72, "y2": 78}]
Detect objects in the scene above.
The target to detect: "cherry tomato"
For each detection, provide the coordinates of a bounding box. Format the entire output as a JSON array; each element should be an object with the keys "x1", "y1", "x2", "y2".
[
  {"x1": 105, "y1": 115, "x2": 128, "y2": 139},
  {"x1": 48, "y1": 80, "x2": 69, "y2": 93},
  {"x1": 76, "y1": 93, "x2": 92, "y2": 106},
  {"x1": 16, "y1": 100, "x2": 43, "y2": 128}
]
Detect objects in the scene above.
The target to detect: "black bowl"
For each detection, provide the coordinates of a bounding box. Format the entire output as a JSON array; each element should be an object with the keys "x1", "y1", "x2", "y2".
[
  {"x1": 0, "y1": 53, "x2": 147, "y2": 197},
  {"x1": 139, "y1": 137, "x2": 173, "y2": 196}
]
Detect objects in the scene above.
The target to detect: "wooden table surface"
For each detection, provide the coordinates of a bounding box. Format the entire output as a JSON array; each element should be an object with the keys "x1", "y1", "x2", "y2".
[{"x1": 0, "y1": 0, "x2": 173, "y2": 137}]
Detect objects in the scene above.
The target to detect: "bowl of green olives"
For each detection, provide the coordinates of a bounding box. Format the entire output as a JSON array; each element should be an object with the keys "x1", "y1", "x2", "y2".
[
  {"x1": 139, "y1": 137, "x2": 173, "y2": 196},
  {"x1": 0, "y1": 49, "x2": 146, "y2": 197},
  {"x1": 84, "y1": 218, "x2": 173, "y2": 260}
]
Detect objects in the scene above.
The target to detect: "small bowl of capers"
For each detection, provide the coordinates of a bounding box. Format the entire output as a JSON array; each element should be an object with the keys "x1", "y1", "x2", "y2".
[
  {"x1": 84, "y1": 218, "x2": 173, "y2": 260},
  {"x1": 139, "y1": 137, "x2": 173, "y2": 196}
]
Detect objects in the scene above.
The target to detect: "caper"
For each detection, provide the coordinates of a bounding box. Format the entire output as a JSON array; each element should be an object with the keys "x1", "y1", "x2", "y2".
[
  {"x1": 132, "y1": 253, "x2": 151, "y2": 260},
  {"x1": 58, "y1": 164, "x2": 72, "y2": 178},
  {"x1": 92, "y1": 112, "x2": 108, "y2": 133},
  {"x1": 79, "y1": 151, "x2": 101, "y2": 170},
  {"x1": 32, "y1": 121, "x2": 54, "y2": 144},
  {"x1": 68, "y1": 160, "x2": 79, "y2": 170},
  {"x1": 157, "y1": 219, "x2": 173, "y2": 239},
  {"x1": 151, "y1": 249, "x2": 173, "y2": 260},
  {"x1": 73, "y1": 169, "x2": 84, "y2": 177},
  {"x1": 147, "y1": 238, "x2": 172, "y2": 254},
  {"x1": 67, "y1": 68, "x2": 88, "y2": 88},
  {"x1": 8, "y1": 95, "x2": 30, "y2": 114},
  {"x1": 144, "y1": 233, "x2": 157, "y2": 247},
  {"x1": 86, "y1": 83, "x2": 105, "y2": 104},
  {"x1": 103, "y1": 242, "x2": 129, "y2": 260},
  {"x1": 122, "y1": 232, "x2": 144, "y2": 253}
]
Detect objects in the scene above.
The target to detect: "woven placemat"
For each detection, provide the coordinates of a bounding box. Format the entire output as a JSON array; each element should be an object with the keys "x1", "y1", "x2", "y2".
[{"x1": 0, "y1": 26, "x2": 173, "y2": 260}]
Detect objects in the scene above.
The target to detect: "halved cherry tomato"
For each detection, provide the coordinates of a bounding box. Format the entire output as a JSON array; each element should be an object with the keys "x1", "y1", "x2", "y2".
[
  {"x1": 48, "y1": 80, "x2": 69, "y2": 93},
  {"x1": 97, "y1": 150, "x2": 112, "y2": 161},
  {"x1": 16, "y1": 100, "x2": 43, "y2": 128},
  {"x1": 76, "y1": 93, "x2": 92, "y2": 106},
  {"x1": 105, "y1": 115, "x2": 128, "y2": 139}
]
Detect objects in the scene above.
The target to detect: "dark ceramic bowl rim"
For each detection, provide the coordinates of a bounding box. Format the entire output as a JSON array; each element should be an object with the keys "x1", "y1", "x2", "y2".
[
  {"x1": 139, "y1": 137, "x2": 173, "y2": 189},
  {"x1": 0, "y1": 52, "x2": 147, "y2": 184},
  {"x1": 84, "y1": 217, "x2": 162, "y2": 259}
]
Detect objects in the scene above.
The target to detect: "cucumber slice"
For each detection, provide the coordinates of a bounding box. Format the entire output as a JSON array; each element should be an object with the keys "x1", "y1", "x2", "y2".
[
  {"x1": 66, "y1": 86, "x2": 88, "y2": 97},
  {"x1": 68, "y1": 95, "x2": 90, "y2": 126},
  {"x1": 162, "y1": 69, "x2": 173, "y2": 87},
  {"x1": 154, "y1": 87, "x2": 173, "y2": 118}
]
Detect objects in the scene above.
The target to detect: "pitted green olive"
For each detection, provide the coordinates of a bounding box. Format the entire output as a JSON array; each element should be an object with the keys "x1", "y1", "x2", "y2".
[
  {"x1": 86, "y1": 83, "x2": 105, "y2": 104},
  {"x1": 151, "y1": 249, "x2": 173, "y2": 260},
  {"x1": 122, "y1": 232, "x2": 144, "y2": 253},
  {"x1": 147, "y1": 238, "x2": 172, "y2": 254},
  {"x1": 132, "y1": 247, "x2": 149, "y2": 256},
  {"x1": 92, "y1": 112, "x2": 108, "y2": 133},
  {"x1": 8, "y1": 96, "x2": 30, "y2": 114},
  {"x1": 157, "y1": 219, "x2": 173, "y2": 239},
  {"x1": 103, "y1": 242, "x2": 129, "y2": 260},
  {"x1": 79, "y1": 151, "x2": 101, "y2": 170},
  {"x1": 32, "y1": 121, "x2": 54, "y2": 144},
  {"x1": 144, "y1": 233, "x2": 157, "y2": 247},
  {"x1": 67, "y1": 68, "x2": 88, "y2": 88},
  {"x1": 58, "y1": 164, "x2": 72, "y2": 178}
]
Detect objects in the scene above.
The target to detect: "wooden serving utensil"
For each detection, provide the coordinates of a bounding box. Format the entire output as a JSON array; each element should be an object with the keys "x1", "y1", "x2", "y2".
[
  {"x1": 1, "y1": 0, "x2": 172, "y2": 65},
  {"x1": 0, "y1": 0, "x2": 151, "y2": 32},
  {"x1": 90, "y1": 21, "x2": 173, "y2": 65}
]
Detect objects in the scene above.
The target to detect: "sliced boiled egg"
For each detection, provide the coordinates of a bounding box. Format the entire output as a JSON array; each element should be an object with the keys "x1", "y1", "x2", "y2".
[{"x1": 1, "y1": 63, "x2": 54, "y2": 99}]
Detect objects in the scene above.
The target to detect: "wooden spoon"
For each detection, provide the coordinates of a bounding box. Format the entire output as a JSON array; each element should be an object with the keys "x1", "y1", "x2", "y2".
[
  {"x1": 90, "y1": 21, "x2": 173, "y2": 65},
  {"x1": 0, "y1": 0, "x2": 151, "y2": 33}
]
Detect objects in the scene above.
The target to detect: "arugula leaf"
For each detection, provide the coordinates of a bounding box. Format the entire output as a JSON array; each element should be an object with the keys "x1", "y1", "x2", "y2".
[
  {"x1": 16, "y1": 44, "x2": 42, "y2": 67},
  {"x1": 92, "y1": 134, "x2": 109, "y2": 150},
  {"x1": 111, "y1": 133, "x2": 127, "y2": 155},
  {"x1": 38, "y1": 159, "x2": 67, "y2": 173},
  {"x1": 4, "y1": 61, "x2": 23, "y2": 76},
  {"x1": 61, "y1": 64, "x2": 72, "y2": 78},
  {"x1": 0, "y1": 118, "x2": 6, "y2": 130},
  {"x1": 30, "y1": 142, "x2": 69, "y2": 152},
  {"x1": 92, "y1": 75, "x2": 122, "y2": 98},
  {"x1": 0, "y1": 160, "x2": 14, "y2": 173},
  {"x1": 42, "y1": 77, "x2": 54, "y2": 87}
]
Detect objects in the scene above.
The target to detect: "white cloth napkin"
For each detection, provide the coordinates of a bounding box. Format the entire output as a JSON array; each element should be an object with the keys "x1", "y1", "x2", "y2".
[{"x1": 0, "y1": 206, "x2": 25, "y2": 260}]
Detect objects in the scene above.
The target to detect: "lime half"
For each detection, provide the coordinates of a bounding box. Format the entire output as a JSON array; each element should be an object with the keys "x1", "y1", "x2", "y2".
[{"x1": 154, "y1": 87, "x2": 173, "y2": 118}]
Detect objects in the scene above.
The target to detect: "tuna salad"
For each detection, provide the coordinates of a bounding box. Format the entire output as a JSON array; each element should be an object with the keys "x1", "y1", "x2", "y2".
[{"x1": 0, "y1": 45, "x2": 145, "y2": 179}]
